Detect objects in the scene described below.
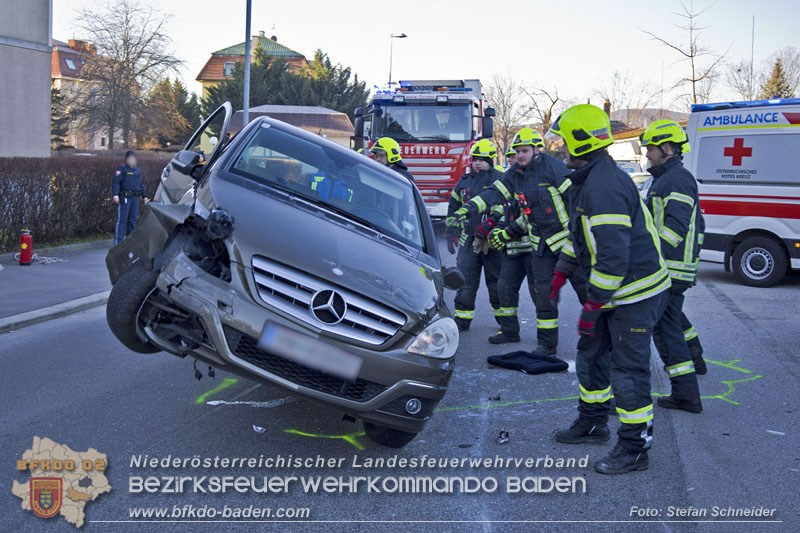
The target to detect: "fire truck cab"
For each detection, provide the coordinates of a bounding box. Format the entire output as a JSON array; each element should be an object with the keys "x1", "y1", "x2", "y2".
[
  {"x1": 684, "y1": 98, "x2": 800, "y2": 287},
  {"x1": 354, "y1": 79, "x2": 495, "y2": 218}
]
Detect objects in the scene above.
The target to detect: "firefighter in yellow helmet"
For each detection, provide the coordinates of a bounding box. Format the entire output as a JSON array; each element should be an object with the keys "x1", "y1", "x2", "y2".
[
  {"x1": 640, "y1": 119, "x2": 706, "y2": 409},
  {"x1": 369, "y1": 137, "x2": 414, "y2": 182},
  {"x1": 452, "y1": 127, "x2": 586, "y2": 348},
  {"x1": 505, "y1": 146, "x2": 517, "y2": 168},
  {"x1": 547, "y1": 104, "x2": 671, "y2": 474},
  {"x1": 444, "y1": 138, "x2": 505, "y2": 331}
]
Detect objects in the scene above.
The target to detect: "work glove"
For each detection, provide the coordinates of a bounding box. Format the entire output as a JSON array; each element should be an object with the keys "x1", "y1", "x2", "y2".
[
  {"x1": 447, "y1": 236, "x2": 459, "y2": 255},
  {"x1": 508, "y1": 212, "x2": 530, "y2": 235},
  {"x1": 473, "y1": 217, "x2": 497, "y2": 240},
  {"x1": 488, "y1": 228, "x2": 512, "y2": 250},
  {"x1": 578, "y1": 301, "x2": 604, "y2": 338},
  {"x1": 473, "y1": 237, "x2": 490, "y2": 255},
  {"x1": 451, "y1": 205, "x2": 475, "y2": 226},
  {"x1": 549, "y1": 270, "x2": 568, "y2": 307}
]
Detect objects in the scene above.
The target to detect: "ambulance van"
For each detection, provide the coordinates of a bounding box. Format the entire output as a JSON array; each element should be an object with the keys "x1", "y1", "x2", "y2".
[{"x1": 684, "y1": 98, "x2": 800, "y2": 286}]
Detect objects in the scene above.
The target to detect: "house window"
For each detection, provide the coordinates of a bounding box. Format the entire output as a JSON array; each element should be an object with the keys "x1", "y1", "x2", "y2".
[
  {"x1": 223, "y1": 61, "x2": 235, "y2": 77},
  {"x1": 64, "y1": 58, "x2": 76, "y2": 70},
  {"x1": 101, "y1": 137, "x2": 106, "y2": 147}
]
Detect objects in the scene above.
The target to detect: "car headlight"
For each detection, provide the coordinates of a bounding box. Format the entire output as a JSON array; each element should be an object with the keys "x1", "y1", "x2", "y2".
[{"x1": 407, "y1": 317, "x2": 459, "y2": 359}]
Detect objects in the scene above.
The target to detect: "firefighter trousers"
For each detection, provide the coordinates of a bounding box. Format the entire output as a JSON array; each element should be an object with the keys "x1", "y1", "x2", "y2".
[
  {"x1": 454, "y1": 239, "x2": 502, "y2": 325},
  {"x1": 576, "y1": 291, "x2": 668, "y2": 452},
  {"x1": 654, "y1": 311, "x2": 703, "y2": 361},
  {"x1": 495, "y1": 252, "x2": 535, "y2": 334},
  {"x1": 532, "y1": 244, "x2": 588, "y2": 349},
  {"x1": 652, "y1": 283, "x2": 701, "y2": 401}
]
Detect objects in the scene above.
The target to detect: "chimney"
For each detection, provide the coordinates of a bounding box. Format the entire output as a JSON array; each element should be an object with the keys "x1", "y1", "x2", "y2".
[
  {"x1": 259, "y1": 30, "x2": 265, "y2": 37},
  {"x1": 68, "y1": 39, "x2": 97, "y2": 55},
  {"x1": 603, "y1": 98, "x2": 611, "y2": 115}
]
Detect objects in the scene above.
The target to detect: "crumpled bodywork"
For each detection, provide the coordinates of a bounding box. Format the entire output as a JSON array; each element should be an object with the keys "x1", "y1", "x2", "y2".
[{"x1": 106, "y1": 203, "x2": 192, "y2": 284}]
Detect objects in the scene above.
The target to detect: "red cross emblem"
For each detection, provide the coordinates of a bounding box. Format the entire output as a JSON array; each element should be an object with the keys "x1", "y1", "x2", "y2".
[{"x1": 723, "y1": 138, "x2": 752, "y2": 166}]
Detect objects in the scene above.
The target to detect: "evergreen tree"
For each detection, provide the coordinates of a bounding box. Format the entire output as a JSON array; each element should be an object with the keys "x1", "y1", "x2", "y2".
[
  {"x1": 759, "y1": 58, "x2": 794, "y2": 99},
  {"x1": 51, "y1": 87, "x2": 71, "y2": 148}
]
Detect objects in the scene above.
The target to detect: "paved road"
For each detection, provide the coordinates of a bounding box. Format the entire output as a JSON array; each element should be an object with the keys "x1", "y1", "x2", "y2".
[{"x1": 2, "y1": 230, "x2": 798, "y2": 532}]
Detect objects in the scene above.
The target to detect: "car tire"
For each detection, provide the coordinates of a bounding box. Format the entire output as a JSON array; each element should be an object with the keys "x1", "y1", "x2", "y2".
[
  {"x1": 106, "y1": 264, "x2": 162, "y2": 353},
  {"x1": 731, "y1": 237, "x2": 787, "y2": 287},
  {"x1": 362, "y1": 421, "x2": 418, "y2": 449}
]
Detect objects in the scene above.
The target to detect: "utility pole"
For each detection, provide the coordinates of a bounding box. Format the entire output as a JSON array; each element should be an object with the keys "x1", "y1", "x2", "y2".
[
  {"x1": 243, "y1": 0, "x2": 252, "y2": 126},
  {"x1": 750, "y1": 14, "x2": 755, "y2": 98}
]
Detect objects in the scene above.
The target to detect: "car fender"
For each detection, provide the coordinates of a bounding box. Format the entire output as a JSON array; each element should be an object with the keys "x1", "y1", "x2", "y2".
[{"x1": 106, "y1": 203, "x2": 193, "y2": 284}]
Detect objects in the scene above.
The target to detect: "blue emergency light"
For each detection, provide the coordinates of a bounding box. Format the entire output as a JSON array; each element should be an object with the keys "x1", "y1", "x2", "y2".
[{"x1": 692, "y1": 98, "x2": 800, "y2": 111}]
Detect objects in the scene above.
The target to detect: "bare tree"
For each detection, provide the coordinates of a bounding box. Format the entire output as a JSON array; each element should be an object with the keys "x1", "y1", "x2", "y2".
[
  {"x1": 484, "y1": 74, "x2": 533, "y2": 157},
  {"x1": 72, "y1": 0, "x2": 182, "y2": 149},
  {"x1": 595, "y1": 70, "x2": 659, "y2": 128},
  {"x1": 640, "y1": 1, "x2": 728, "y2": 108},
  {"x1": 523, "y1": 85, "x2": 562, "y2": 139},
  {"x1": 726, "y1": 58, "x2": 758, "y2": 101}
]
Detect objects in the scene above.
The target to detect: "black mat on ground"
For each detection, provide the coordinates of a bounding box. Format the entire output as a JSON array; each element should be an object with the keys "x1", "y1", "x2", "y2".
[{"x1": 487, "y1": 350, "x2": 569, "y2": 374}]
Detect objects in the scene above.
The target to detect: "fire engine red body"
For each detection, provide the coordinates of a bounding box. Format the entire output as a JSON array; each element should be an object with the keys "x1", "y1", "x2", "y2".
[
  {"x1": 19, "y1": 230, "x2": 33, "y2": 266},
  {"x1": 354, "y1": 80, "x2": 496, "y2": 218}
]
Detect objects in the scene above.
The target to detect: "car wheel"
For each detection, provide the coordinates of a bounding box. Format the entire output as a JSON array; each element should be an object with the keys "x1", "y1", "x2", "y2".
[
  {"x1": 362, "y1": 421, "x2": 418, "y2": 449},
  {"x1": 106, "y1": 264, "x2": 162, "y2": 353},
  {"x1": 731, "y1": 237, "x2": 787, "y2": 287}
]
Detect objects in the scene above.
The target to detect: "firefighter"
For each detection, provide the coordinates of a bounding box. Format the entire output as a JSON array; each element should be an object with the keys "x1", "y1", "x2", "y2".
[
  {"x1": 445, "y1": 139, "x2": 505, "y2": 331},
  {"x1": 505, "y1": 147, "x2": 517, "y2": 168},
  {"x1": 640, "y1": 119, "x2": 706, "y2": 410},
  {"x1": 452, "y1": 128, "x2": 587, "y2": 353},
  {"x1": 369, "y1": 137, "x2": 414, "y2": 182},
  {"x1": 112, "y1": 150, "x2": 149, "y2": 245},
  {"x1": 547, "y1": 104, "x2": 671, "y2": 474}
]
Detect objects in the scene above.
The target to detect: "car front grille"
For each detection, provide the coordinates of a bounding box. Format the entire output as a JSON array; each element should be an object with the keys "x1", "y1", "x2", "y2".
[
  {"x1": 224, "y1": 327, "x2": 386, "y2": 402},
  {"x1": 250, "y1": 255, "x2": 406, "y2": 345}
]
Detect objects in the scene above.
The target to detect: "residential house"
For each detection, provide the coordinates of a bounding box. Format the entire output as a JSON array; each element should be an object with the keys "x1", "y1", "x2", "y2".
[{"x1": 196, "y1": 31, "x2": 308, "y2": 101}]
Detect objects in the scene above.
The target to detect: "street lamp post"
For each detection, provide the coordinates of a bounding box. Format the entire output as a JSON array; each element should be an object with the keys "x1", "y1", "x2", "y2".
[
  {"x1": 388, "y1": 33, "x2": 407, "y2": 87},
  {"x1": 243, "y1": 0, "x2": 252, "y2": 126}
]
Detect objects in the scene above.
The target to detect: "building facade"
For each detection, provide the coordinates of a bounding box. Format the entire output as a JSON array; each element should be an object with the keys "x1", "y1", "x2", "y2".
[{"x1": 0, "y1": 0, "x2": 52, "y2": 157}]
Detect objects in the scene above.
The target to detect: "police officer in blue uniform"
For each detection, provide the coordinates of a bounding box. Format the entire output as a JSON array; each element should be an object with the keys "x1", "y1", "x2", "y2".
[{"x1": 112, "y1": 150, "x2": 149, "y2": 245}]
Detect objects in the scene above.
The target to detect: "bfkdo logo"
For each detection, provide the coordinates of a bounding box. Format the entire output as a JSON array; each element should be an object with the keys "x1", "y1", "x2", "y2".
[{"x1": 30, "y1": 477, "x2": 63, "y2": 518}]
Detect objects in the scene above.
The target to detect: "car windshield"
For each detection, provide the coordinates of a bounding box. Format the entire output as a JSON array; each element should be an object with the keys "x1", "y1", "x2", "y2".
[
  {"x1": 371, "y1": 104, "x2": 471, "y2": 142},
  {"x1": 230, "y1": 124, "x2": 426, "y2": 249}
]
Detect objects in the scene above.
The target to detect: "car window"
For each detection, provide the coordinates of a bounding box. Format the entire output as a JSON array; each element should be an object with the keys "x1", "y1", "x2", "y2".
[{"x1": 230, "y1": 124, "x2": 426, "y2": 249}]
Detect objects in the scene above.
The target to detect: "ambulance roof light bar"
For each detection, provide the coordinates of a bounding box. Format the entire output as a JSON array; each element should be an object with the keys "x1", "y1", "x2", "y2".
[{"x1": 692, "y1": 98, "x2": 800, "y2": 112}]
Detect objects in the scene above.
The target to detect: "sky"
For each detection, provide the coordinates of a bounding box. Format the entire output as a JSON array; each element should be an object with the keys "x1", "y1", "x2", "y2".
[{"x1": 53, "y1": 0, "x2": 800, "y2": 112}]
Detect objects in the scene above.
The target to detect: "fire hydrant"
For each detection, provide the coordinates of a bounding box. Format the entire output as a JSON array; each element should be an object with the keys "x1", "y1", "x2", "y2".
[{"x1": 19, "y1": 229, "x2": 33, "y2": 266}]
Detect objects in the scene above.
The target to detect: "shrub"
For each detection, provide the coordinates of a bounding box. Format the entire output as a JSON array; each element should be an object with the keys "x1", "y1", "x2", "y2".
[{"x1": 0, "y1": 154, "x2": 170, "y2": 252}]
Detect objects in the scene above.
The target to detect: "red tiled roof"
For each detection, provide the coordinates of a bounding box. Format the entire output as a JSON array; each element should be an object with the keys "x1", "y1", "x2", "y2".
[{"x1": 51, "y1": 39, "x2": 95, "y2": 79}]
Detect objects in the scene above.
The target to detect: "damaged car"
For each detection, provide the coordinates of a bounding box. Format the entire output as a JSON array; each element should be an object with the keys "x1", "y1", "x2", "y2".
[{"x1": 105, "y1": 102, "x2": 464, "y2": 448}]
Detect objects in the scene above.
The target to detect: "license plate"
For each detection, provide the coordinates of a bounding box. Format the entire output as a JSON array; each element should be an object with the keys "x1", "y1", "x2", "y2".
[{"x1": 257, "y1": 322, "x2": 363, "y2": 381}]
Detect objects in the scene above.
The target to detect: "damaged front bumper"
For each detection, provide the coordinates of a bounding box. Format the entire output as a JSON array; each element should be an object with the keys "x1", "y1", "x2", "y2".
[{"x1": 153, "y1": 252, "x2": 452, "y2": 433}]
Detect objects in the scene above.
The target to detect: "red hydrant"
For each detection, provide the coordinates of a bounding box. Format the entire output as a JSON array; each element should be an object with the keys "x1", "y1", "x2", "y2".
[{"x1": 19, "y1": 229, "x2": 33, "y2": 266}]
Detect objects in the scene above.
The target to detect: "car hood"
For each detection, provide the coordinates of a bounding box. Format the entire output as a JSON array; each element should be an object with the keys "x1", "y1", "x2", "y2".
[{"x1": 209, "y1": 175, "x2": 442, "y2": 323}]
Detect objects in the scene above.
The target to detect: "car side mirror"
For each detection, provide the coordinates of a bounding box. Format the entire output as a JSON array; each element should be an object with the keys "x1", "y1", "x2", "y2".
[
  {"x1": 482, "y1": 116, "x2": 494, "y2": 139},
  {"x1": 354, "y1": 106, "x2": 364, "y2": 117},
  {"x1": 484, "y1": 107, "x2": 496, "y2": 117},
  {"x1": 172, "y1": 150, "x2": 202, "y2": 176},
  {"x1": 443, "y1": 266, "x2": 465, "y2": 290},
  {"x1": 354, "y1": 116, "x2": 364, "y2": 138}
]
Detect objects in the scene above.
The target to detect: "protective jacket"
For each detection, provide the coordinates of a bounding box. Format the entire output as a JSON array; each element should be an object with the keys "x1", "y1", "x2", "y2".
[
  {"x1": 469, "y1": 154, "x2": 572, "y2": 255},
  {"x1": 389, "y1": 160, "x2": 415, "y2": 182},
  {"x1": 556, "y1": 151, "x2": 670, "y2": 307},
  {"x1": 448, "y1": 167, "x2": 504, "y2": 243},
  {"x1": 645, "y1": 157, "x2": 705, "y2": 285}
]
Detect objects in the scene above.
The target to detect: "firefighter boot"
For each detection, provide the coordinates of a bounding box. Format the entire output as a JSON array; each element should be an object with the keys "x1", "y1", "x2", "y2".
[
  {"x1": 657, "y1": 395, "x2": 703, "y2": 413},
  {"x1": 555, "y1": 417, "x2": 611, "y2": 444},
  {"x1": 455, "y1": 318, "x2": 471, "y2": 332},
  {"x1": 690, "y1": 344, "x2": 707, "y2": 375},
  {"x1": 594, "y1": 442, "x2": 649, "y2": 474},
  {"x1": 530, "y1": 344, "x2": 557, "y2": 356},
  {"x1": 488, "y1": 331, "x2": 521, "y2": 344}
]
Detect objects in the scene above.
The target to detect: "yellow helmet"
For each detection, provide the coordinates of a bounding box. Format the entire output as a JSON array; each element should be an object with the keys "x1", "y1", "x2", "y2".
[
  {"x1": 510, "y1": 127, "x2": 544, "y2": 148},
  {"x1": 470, "y1": 138, "x2": 497, "y2": 160},
  {"x1": 505, "y1": 147, "x2": 517, "y2": 157},
  {"x1": 640, "y1": 119, "x2": 691, "y2": 154},
  {"x1": 370, "y1": 137, "x2": 402, "y2": 163},
  {"x1": 548, "y1": 104, "x2": 613, "y2": 157}
]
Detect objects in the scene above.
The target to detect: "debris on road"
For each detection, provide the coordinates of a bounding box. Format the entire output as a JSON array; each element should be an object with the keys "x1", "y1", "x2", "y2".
[
  {"x1": 252, "y1": 425, "x2": 266, "y2": 434},
  {"x1": 766, "y1": 430, "x2": 786, "y2": 436},
  {"x1": 496, "y1": 429, "x2": 510, "y2": 444}
]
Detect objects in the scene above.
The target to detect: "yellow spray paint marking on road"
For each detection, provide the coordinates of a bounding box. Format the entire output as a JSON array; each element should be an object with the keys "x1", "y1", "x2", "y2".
[
  {"x1": 195, "y1": 378, "x2": 238, "y2": 405},
  {"x1": 283, "y1": 428, "x2": 367, "y2": 450}
]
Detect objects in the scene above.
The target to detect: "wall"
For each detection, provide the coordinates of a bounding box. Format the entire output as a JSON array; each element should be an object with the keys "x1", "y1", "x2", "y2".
[{"x1": 0, "y1": 0, "x2": 52, "y2": 157}]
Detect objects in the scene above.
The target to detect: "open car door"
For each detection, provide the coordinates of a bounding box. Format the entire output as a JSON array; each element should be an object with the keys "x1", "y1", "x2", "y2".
[{"x1": 154, "y1": 102, "x2": 232, "y2": 203}]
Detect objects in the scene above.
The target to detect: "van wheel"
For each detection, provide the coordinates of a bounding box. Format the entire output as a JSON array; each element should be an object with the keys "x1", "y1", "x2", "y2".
[
  {"x1": 362, "y1": 422, "x2": 418, "y2": 448},
  {"x1": 106, "y1": 264, "x2": 162, "y2": 353},
  {"x1": 732, "y1": 237, "x2": 787, "y2": 287}
]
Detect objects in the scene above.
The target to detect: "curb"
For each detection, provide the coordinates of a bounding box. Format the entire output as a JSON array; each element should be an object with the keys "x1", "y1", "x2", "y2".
[
  {"x1": 0, "y1": 238, "x2": 114, "y2": 263},
  {"x1": 0, "y1": 291, "x2": 110, "y2": 334}
]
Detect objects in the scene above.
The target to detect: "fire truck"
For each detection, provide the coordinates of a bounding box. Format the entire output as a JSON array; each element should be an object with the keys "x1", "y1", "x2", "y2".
[{"x1": 354, "y1": 80, "x2": 496, "y2": 218}]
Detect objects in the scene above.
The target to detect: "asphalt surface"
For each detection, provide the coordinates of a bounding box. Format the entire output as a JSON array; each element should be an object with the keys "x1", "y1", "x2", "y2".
[{"x1": 2, "y1": 227, "x2": 798, "y2": 532}]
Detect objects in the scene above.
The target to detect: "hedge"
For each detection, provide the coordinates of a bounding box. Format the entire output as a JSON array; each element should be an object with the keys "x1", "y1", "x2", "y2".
[{"x1": 0, "y1": 154, "x2": 171, "y2": 253}]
